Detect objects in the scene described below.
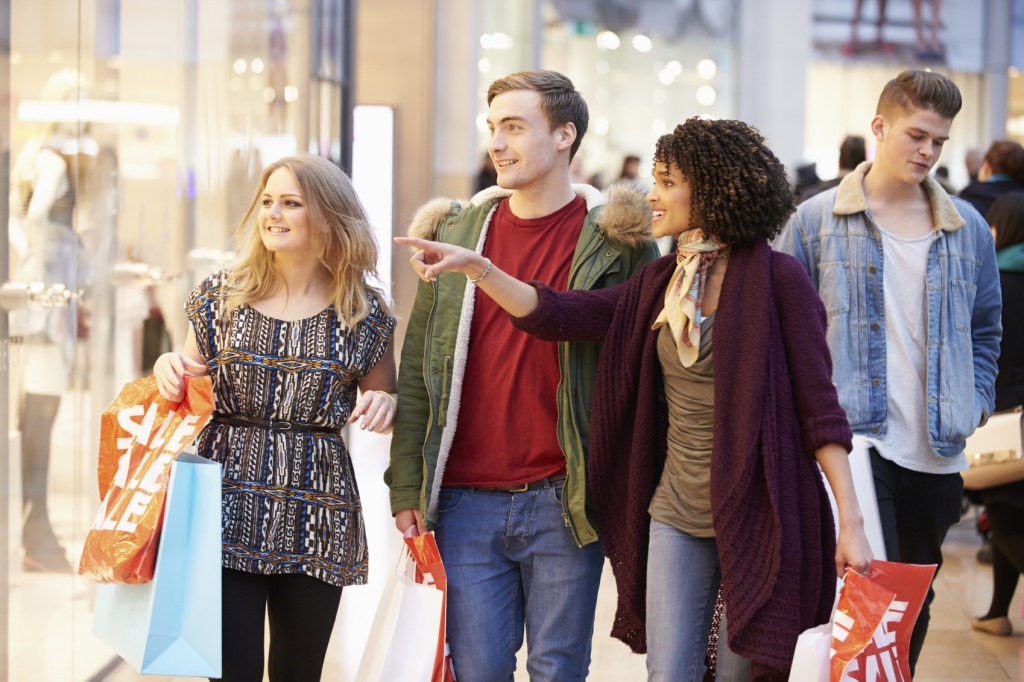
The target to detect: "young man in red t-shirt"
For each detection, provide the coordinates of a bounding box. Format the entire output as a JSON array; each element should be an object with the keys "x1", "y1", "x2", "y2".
[{"x1": 387, "y1": 70, "x2": 656, "y2": 680}]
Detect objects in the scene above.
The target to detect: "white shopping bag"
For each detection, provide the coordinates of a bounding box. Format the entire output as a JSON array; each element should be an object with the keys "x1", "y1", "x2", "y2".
[
  {"x1": 356, "y1": 537, "x2": 445, "y2": 682},
  {"x1": 788, "y1": 623, "x2": 830, "y2": 682}
]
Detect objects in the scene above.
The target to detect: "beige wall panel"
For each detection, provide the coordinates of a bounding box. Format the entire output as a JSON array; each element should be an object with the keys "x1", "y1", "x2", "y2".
[{"x1": 356, "y1": 0, "x2": 435, "y2": 353}]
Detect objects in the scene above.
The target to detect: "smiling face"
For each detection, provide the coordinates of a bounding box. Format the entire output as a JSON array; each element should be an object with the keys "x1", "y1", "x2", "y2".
[
  {"x1": 487, "y1": 89, "x2": 575, "y2": 192},
  {"x1": 872, "y1": 106, "x2": 952, "y2": 186},
  {"x1": 258, "y1": 167, "x2": 314, "y2": 256},
  {"x1": 646, "y1": 161, "x2": 694, "y2": 238}
]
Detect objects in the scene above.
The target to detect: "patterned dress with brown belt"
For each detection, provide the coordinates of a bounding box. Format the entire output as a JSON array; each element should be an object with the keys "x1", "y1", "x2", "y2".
[{"x1": 186, "y1": 270, "x2": 396, "y2": 587}]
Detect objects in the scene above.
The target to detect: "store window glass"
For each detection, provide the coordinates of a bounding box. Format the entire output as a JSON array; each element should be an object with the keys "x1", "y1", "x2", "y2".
[{"x1": 3, "y1": 0, "x2": 350, "y2": 678}]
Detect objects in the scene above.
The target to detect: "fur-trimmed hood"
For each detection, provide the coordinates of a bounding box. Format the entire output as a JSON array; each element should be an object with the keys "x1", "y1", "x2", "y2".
[{"x1": 406, "y1": 182, "x2": 653, "y2": 248}]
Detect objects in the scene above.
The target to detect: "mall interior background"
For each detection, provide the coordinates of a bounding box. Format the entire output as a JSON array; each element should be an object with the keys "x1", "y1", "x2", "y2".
[{"x1": 0, "y1": 0, "x2": 1022, "y2": 679}]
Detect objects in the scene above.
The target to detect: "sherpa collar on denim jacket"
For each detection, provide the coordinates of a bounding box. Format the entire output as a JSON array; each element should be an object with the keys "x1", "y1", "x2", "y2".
[{"x1": 832, "y1": 160, "x2": 965, "y2": 232}]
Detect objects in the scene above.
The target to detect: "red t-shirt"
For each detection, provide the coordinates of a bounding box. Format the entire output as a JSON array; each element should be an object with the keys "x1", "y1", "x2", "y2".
[{"x1": 443, "y1": 195, "x2": 587, "y2": 487}]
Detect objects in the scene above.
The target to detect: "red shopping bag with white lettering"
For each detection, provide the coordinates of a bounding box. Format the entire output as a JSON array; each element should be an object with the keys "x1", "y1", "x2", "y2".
[
  {"x1": 838, "y1": 561, "x2": 936, "y2": 682},
  {"x1": 78, "y1": 375, "x2": 214, "y2": 584},
  {"x1": 789, "y1": 571, "x2": 891, "y2": 682},
  {"x1": 830, "y1": 570, "x2": 896, "y2": 681}
]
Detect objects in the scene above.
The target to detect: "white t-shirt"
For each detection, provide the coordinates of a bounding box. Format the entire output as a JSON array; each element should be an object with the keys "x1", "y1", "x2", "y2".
[{"x1": 866, "y1": 223, "x2": 966, "y2": 474}]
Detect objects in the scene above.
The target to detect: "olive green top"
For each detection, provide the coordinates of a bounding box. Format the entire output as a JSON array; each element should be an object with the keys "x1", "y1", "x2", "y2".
[{"x1": 649, "y1": 314, "x2": 716, "y2": 537}]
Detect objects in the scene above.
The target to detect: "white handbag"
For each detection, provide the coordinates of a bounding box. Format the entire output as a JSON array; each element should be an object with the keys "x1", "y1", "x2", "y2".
[{"x1": 961, "y1": 407, "x2": 1024, "y2": 490}]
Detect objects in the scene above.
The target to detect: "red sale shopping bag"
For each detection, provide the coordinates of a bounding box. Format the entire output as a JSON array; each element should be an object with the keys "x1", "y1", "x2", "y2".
[
  {"x1": 78, "y1": 375, "x2": 214, "y2": 584},
  {"x1": 839, "y1": 561, "x2": 936, "y2": 682},
  {"x1": 831, "y1": 570, "x2": 895, "y2": 681}
]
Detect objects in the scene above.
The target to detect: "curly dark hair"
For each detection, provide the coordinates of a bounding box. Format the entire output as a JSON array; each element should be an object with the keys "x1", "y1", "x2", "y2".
[{"x1": 653, "y1": 117, "x2": 796, "y2": 244}]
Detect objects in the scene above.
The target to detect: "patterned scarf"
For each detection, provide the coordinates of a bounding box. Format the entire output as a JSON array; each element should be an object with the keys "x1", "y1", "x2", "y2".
[{"x1": 651, "y1": 229, "x2": 728, "y2": 367}]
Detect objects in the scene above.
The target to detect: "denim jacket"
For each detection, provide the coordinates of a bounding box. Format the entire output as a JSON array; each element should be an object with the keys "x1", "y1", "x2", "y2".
[{"x1": 775, "y1": 162, "x2": 1001, "y2": 458}]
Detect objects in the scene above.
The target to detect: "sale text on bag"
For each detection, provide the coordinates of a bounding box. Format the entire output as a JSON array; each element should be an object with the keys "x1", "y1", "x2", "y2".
[{"x1": 78, "y1": 375, "x2": 214, "y2": 584}]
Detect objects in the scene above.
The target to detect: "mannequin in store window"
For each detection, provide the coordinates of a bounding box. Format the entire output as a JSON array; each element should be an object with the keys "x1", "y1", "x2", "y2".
[
  {"x1": 843, "y1": 0, "x2": 893, "y2": 56},
  {"x1": 8, "y1": 68, "x2": 92, "y2": 572},
  {"x1": 911, "y1": 0, "x2": 944, "y2": 60}
]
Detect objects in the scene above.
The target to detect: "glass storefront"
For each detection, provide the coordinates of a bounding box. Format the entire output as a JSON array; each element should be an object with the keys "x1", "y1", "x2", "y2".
[{"x1": 2, "y1": 0, "x2": 351, "y2": 678}]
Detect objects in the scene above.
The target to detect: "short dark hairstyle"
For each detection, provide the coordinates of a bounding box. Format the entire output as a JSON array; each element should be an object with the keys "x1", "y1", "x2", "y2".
[
  {"x1": 876, "y1": 69, "x2": 962, "y2": 120},
  {"x1": 988, "y1": 191, "x2": 1024, "y2": 252},
  {"x1": 653, "y1": 117, "x2": 796, "y2": 245},
  {"x1": 984, "y1": 140, "x2": 1024, "y2": 182},
  {"x1": 838, "y1": 135, "x2": 867, "y2": 171},
  {"x1": 487, "y1": 70, "x2": 589, "y2": 160}
]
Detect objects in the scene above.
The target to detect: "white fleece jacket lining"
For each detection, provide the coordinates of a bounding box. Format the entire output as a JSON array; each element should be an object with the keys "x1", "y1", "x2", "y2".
[{"x1": 424, "y1": 186, "x2": 610, "y2": 522}]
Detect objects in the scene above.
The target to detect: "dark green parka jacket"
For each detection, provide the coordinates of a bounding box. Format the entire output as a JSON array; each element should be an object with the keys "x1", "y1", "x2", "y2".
[{"x1": 386, "y1": 183, "x2": 657, "y2": 546}]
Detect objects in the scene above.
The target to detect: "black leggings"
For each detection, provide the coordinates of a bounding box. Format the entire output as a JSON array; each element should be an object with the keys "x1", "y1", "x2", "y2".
[
  {"x1": 983, "y1": 501, "x2": 1024, "y2": 619},
  {"x1": 215, "y1": 568, "x2": 343, "y2": 682}
]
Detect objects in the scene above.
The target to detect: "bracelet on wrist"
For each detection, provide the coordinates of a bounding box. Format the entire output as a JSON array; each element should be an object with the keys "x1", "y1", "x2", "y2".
[{"x1": 469, "y1": 258, "x2": 494, "y2": 284}]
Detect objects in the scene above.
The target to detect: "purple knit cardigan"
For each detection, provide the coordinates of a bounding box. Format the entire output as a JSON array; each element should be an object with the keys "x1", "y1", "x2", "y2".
[{"x1": 514, "y1": 240, "x2": 852, "y2": 679}]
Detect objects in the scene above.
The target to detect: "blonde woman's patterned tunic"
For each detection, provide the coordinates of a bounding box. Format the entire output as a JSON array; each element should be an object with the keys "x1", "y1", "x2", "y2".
[{"x1": 186, "y1": 270, "x2": 395, "y2": 587}]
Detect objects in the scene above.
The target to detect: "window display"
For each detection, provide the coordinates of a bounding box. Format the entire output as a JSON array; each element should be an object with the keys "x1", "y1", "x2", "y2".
[{"x1": 1, "y1": 1, "x2": 352, "y2": 678}]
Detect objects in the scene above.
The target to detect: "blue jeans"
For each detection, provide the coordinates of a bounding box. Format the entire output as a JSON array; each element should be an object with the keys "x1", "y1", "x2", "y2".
[
  {"x1": 646, "y1": 519, "x2": 750, "y2": 682},
  {"x1": 434, "y1": 481, "x2": 604, "y2": 682}
]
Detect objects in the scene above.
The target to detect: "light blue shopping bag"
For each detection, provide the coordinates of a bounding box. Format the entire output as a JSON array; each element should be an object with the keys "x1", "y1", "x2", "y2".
[{"x1": 92, "y1": 452, "x2": 222, "y2": 677}]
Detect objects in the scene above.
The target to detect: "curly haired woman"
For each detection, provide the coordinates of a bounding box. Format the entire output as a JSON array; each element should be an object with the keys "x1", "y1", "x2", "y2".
[{"x1": 395, "y1": 117, "x2": 872, "y2": 681}]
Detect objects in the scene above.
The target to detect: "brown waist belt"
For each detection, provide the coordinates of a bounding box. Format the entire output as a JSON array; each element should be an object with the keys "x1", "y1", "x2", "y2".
[{"x1": 462, "y1": 473, "x2": 567, "y2": 494}]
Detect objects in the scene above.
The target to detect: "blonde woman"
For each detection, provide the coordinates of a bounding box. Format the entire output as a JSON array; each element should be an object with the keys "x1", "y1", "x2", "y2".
[{"x1": 155, "y1": 154, "x2": 397, "y2": 681}]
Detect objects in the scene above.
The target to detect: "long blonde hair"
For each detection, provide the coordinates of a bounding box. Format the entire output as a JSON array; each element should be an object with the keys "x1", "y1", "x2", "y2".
[{"x1": 227, "y1": 154, "x2": 390, "y2": 326}]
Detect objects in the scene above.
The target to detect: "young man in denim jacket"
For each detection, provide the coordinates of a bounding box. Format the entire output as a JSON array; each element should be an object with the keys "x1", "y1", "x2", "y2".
[{"x1": 776, "y1": 69, "x2": 1001, "y2": 675}]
